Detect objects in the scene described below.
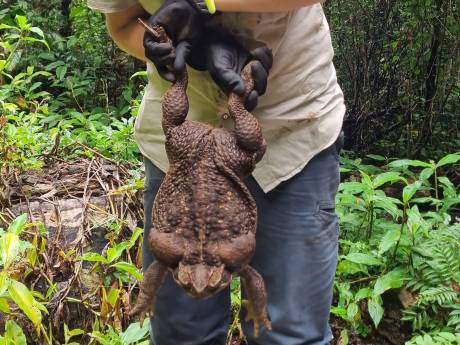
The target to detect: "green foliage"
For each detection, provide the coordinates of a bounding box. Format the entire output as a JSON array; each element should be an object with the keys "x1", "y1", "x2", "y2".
[
  {"x1": 0, "y1": 320, "x2": 27, "y2": 345},
  {"x1": 335, "y1": 151, "x2": 460, "y2": 342},
  {"x1": 78, "y1": 227, "x2": 144, "y2": 283},
  {"x1": 402, "y1": 224, "x2": 460, "y2": 332},
  {"x1": 405, "y1": 331, "x2": 460, "y2": 345},
  {"x1": 90, "y1": 321, "x2": 150, "y2": 345},
  {"x1": 0, "y1": 4, "x2": 143, "y2": 172},
  {"x1": 0, "y1": 215, "x2": 48, "y2": 335},
  {"x1": 0, "y1": 212, "x2": 148, "y2": 344}
]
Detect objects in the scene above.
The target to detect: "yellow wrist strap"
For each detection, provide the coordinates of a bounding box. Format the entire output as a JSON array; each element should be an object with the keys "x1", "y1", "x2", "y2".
[{"x1": 204, "y1": 0, "x2": 216, "y2": 14}]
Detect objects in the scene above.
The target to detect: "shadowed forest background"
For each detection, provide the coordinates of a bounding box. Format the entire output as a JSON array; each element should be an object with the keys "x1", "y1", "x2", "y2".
[{"x1": 0, "y1": 0, "x2": 459, "y2": 344}]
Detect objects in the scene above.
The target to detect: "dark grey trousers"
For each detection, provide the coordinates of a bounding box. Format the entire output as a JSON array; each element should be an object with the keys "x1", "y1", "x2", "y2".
[{"x1": 142, "y1": 140, "x2": 341, "y2": 345}]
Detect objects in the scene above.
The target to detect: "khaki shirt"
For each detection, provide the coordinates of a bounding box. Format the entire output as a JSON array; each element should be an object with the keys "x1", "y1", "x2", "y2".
[{"x1": 88, "y1": 0, "x2": 345, "y2": 192}]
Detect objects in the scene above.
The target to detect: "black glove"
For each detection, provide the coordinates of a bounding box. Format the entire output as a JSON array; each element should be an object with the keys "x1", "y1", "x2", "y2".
[
  {"x1": 187, "y1": 29, "x2": 273, "y2": 111},
  {"x1": 143, "y1": 0, "x2": 211, "y2": 81}
]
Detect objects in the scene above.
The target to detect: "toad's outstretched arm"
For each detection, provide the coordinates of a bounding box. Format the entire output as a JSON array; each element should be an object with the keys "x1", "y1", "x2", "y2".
[{"x1": 138, "y1": 19, "x2": 189, "y2": 135}]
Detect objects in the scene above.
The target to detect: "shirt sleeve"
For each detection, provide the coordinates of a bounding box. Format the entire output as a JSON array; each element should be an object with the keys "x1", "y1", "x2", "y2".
[{"x1": 87, "y1": 0, "x2": 139, "y2": 13}]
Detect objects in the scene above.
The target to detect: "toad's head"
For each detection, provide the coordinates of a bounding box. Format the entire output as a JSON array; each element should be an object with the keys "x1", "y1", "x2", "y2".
[
  {"x1": 173, "y1": 259, "x2": 232, "y2": 298},
  {"x1": 149, "y1": 230, "x2": 255, "y2": 298}
]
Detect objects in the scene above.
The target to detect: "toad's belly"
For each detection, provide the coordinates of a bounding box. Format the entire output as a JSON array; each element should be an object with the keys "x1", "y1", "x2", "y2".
[{"x1": 152, "y1": 159, "x2": 256, "y2": 242}]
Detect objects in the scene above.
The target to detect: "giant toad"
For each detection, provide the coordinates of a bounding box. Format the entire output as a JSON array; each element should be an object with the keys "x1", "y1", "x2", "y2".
[{"x1": 130, "y1": 21, "x2": 271, "y2": 335}]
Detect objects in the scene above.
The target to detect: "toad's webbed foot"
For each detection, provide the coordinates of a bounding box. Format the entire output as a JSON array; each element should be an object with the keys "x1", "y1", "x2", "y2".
[
  {"x1": 240, "y1": 265, "x2": 272, "y2": 337},
  {"x1": 129, "y1": 261, "x2": 167, "y2": 324}
]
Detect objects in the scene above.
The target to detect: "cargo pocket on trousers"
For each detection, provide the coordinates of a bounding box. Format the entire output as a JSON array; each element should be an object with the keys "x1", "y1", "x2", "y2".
[{"x1": 312, "y1": 201, "x2": 339, "y2": 242}]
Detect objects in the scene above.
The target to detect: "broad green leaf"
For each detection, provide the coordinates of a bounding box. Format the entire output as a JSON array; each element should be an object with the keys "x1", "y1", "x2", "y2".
[
  {"x1": 419, "y1": 167, "x2": 434, "y2": 181},
  {"x1": 78, "y1": 252, "x2": 107, "y2": 263},
  {"x1": 0, "y1": 23, "x2": 19, "y2": 31},
  {"x1": 360, "y1": 171, "x2": 372, "y2": 187},
  {"x1": 411, "y1": 197, "x2": 441, "y2": 206},
  {"x1": 436, "y1": 153, "x2": 460, "y2": 168},
  {"x1": 338, "y1": 182, "x2": 367, "y2": 194},
  {"x1": 8, "y1": 280, "x2": 42, "y2": 331},
  {"x1": 388, "y1": 159, "x2": 432, "y2": 168},
  {"x1": 65, "y1": 327, "x2": 85, "y2": 341},
  {"x1": 367, "y1": 297, "x2": 384, "y2": 328},
  {"x1": 372, "y1": 195, "x2": 402, "y2": 219},
  {"x1": 1, "y1": 233, "x2": 20, "y2": 268},
  {"x1": 4, "y1": 320, "x2": 27, "y2": 345},
  {"x1": 107, "y1": 242, "x2": 130, "y2": 263},
  {"x1": 128, "y1": 227, "x2": 144, "y2": 247},
  {"x1": 407, "y1": 206, "x2": 423, "y2": 234},
  {"x1": 15, "y1": 15, "x2": 29, "y2": 31},
  {"x1": 373, "y1": 269, "x2": 406, "y2": 296},
  {"x1": 378, "y1": 227, "x2": 401, "y2": 255},
  {"x1": 437, "y1": 332, "x2": 459, "y2": 341},
  {"x1": 346, "y1": 302, "x2": 359, "y2": 320},
  {"x1": 345, "y1": 253, "x2": 383, "y2": 266},
  {"x1": 8, "y1": 214, "x2": 27, "y2": 235},
  {"x1": 106, "y1": 288, "x2": 120, "y2": 308},
  {"x1": 0, "y1": 297, "x2": 10, "y2": 313},
  {"x1": 56, "y1": 65, "x2": 67, "y2": 81},
  {"x1": 0, "y1": 272, "x2": 8, "y2": 295},
  {"x1": 89, "y1": 332, "x2": 115, "y2": 345},
  {"x1": 438, "y1": 176, "x2": 457, "y2": 198},
  {"x1": 403, "y1": 181, "x2": 422, "y2": 203},
  {"x1": 121, "y1": 321, "x2": 151, "y2": 344},
  {"x1": 22, "y1": 37, "x2": 50, "y2": 50},
  {"x1": 337, "y1": 260, "x2": 367, "y2": 276},
  {"x1": 111, "y1": 262, "x2": 143, "y2": 281},
  {"x1": 338, "y1": 329, "x2": 349, "y2": 345},
  {"x1": 30, "y1": 70, "x2": 53, "y2": 78},
  {"x1": 27, "y1": 244, "x2": 38, "y2": 267},
  {"x1": 354, "y1": 288, "x2": 372, "y2": 301},
  {"x1": 29, "y1": 26, "x2": 44, "y2": 38},
  {"x1": 372, "y1": 172, "x2": 402, "y2": 189},
  {"x1": 366, "y1": 154, "x2": 386, "y2": 161}
]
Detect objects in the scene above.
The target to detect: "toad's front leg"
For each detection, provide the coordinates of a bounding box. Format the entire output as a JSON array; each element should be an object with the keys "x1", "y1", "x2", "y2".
[
  {"x1": 137, "y1": 20, "x2": 190, "y2": 135},
  {"x1": 162, "y1": 70, "x2": 189, "y2": 134},
  {"x1": 129, "y1": 261, "x2": 168, "y2": 324},
  {"x1": 240, "y1": 265, "x2": 272, "y2": 337}
]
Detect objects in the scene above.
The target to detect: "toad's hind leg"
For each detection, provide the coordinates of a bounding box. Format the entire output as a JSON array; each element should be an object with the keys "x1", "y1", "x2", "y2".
[
  {"x1": 228, "y1": 62, "x2": 267, "y2": 162},
  {"x1": 129, "y1": 261, "x2": 168, "y2": 322},
  {"x1": 240, "y1": 265, "x2": 272, "y2": 337}
]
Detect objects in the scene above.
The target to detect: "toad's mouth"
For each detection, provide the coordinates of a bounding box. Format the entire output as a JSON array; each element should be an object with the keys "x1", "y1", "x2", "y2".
[{"x1": 172, "y1": 262, "x2": 232, "y2": 299}]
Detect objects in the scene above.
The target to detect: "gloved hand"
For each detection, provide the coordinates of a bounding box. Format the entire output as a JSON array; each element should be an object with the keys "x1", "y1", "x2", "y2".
[
  {"x1": 187, "y1": 29, "x2": 273, "y2": 111},
  {"x1": 143, "y1": 0, "x2": 211, "y2": 81}
]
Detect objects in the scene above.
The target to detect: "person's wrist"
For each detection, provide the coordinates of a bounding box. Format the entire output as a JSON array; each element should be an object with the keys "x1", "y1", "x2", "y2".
[
  {"x1": 186, "y1": 0, "x2": 216, "y2": 15},
  {"x1": 203, "y1": 0, "x2": 216, "y2": 14}
]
